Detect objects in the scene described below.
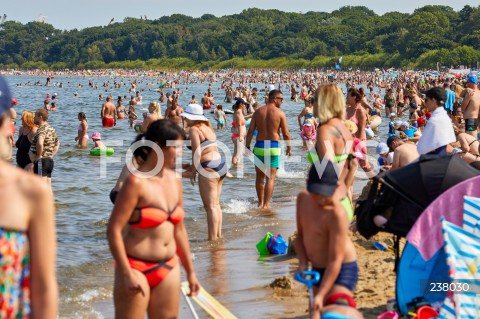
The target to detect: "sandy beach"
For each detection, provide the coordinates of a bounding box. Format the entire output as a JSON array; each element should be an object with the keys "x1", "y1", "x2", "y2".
[
  {"x1": 90, "y1": 198, "x2": 400, "y2": 319},
  {"x1": 269, "y1": 231, "x2": 401, "y2": 319}
]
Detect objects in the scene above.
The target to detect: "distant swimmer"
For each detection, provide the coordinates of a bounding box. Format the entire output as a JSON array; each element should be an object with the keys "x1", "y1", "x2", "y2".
[
  {"x1": 116, "y1": 97, "x2": 126, "y2": 119},
  {"x1": 231, "y1": 98, "x2": 248, "y2": 165},
  {"x1": 461, "y1": 75, "x2": 480, "y2": 137},
  {"x1": 189, "y1": 95, "x2": 198, "y2": 104},
  {"x1": 246, "y1": 89, "x2": 292, "y2": 209},
  {"x1": 165, "y1": 100, "x2": 184, "y2": 129},
  {"x1": 141, "y1": 101, "x2": 163, "y2": 133},
  {"x1": 75, "y1": 112, "x2": 88, "y2": 148},
  {"x1": 91, "y1": 132, "x2": 106, "y2": 149},
  {"x1": 135, "y1": 90, "x2": 143, "y2": 104},
  {"x1": 101, "y1": 96, "x2": 117, "y2": 127}
]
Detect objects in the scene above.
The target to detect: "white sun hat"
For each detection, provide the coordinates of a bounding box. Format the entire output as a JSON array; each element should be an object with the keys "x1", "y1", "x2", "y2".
[{"x1": 180, "y1": 104, "x2": 208, "y2": 121}]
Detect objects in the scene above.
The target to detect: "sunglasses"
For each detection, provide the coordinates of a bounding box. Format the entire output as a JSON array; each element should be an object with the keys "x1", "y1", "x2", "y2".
[{"x1": 275, "y1": 97, "x2": 284, "y2": 101}]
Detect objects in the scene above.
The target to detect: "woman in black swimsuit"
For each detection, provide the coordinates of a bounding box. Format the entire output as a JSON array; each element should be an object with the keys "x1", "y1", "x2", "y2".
[{"x1": 15, "y1": 111, "x2": 37, "y2": 171}]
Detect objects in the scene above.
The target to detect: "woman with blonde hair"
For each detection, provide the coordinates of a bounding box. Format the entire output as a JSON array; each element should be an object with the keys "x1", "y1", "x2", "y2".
[
  {"x1": 15, "y1": 111, "x2": 38, "y2": 170},
  {"x1": 141, "y1": 101, "x2": 163, "y2": 133},
  {"x1": 180, "y1": 104, "x2": 226, "y2": 240},
  {"x1": 312, "y1": 84, "x2": 358, "y2": 223}
]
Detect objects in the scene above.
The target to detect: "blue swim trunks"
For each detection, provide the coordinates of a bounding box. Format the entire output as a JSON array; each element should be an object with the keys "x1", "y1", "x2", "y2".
[{"x1": 313, "y1": 261, "x2": 358, "y2": 291}]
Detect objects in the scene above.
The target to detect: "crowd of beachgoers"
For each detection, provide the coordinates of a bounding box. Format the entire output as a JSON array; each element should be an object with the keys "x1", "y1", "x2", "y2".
[{"x1": 0, "y1": 65, "x2": 478, "y2": 318}]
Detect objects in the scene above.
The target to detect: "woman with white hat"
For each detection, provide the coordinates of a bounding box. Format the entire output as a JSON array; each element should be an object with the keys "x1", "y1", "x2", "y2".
[{"x1": 181, "y1": 104, "x2": 226, "y2": 241}]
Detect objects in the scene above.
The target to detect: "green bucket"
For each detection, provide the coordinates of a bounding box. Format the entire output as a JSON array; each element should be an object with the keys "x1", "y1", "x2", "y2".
[{"x1": 256, "y1": 232, "x2": 273, "y2": 255}]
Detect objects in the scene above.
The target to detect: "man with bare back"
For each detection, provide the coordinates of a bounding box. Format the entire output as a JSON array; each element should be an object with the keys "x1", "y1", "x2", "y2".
[
  {"x1": 461, "y1": 75, "x2": 480, "y2": 137},
  {"x1": 296, "y1": 161, "x2": 358, "y2": 319},
  {"x1": 101, "y1": 96, "x2": 117, "y2": 127},
  {"x1": 165, "y1": 101, "x2": 185, "y2": 129},
  {"x1": 246, "y1": 89, "x2": 291, "y2": 209}
]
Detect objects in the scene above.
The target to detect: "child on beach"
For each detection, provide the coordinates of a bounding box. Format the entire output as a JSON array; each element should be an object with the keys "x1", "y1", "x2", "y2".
[
  {"x1": 300, "y1": 121, "x2": 317, "y2": 148},
  {"x1": 91, "y1": 132, "x2": 106, "y2": 149},
  {"x1": 388, "y1": 113, "x2": 396, "y2": 136},
  {"x1": 296, "y1": 161, "x2": 358, "y2": 319}
]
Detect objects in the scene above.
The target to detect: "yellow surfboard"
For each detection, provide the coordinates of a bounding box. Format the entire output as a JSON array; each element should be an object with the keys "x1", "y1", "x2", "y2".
[{"x1": 181, "y1": 281, "x2": 238, "y2": 319}]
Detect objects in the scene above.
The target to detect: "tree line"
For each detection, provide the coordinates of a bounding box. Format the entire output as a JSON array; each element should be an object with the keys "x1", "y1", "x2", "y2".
[{"x1": 1, "y1": 5, "x2": 479, "y2": 70}]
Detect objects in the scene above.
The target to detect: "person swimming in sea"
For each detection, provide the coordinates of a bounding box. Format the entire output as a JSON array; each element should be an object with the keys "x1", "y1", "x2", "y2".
[
  {"x1": 214, "y1": 104, "x2": 227, "y2": 129},
  {"x1": 91, "y1": 132, "x2": 106, "y2": 149}
]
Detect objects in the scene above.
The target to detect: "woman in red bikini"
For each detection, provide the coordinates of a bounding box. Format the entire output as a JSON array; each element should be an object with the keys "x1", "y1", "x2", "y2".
[{"x1": 107, "y1": 119, "x2": 199, "y2": 318}]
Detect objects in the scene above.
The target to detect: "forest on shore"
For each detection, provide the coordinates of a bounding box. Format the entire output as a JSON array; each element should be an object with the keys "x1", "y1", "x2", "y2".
[{"x1": 1, "y1": 5, "x2": 480, "y2": 70}]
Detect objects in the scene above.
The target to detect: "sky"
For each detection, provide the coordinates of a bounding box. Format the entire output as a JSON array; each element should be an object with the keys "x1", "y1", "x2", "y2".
[{"x1": 1, "y1": 0, "x2": 476, "y2": 31}]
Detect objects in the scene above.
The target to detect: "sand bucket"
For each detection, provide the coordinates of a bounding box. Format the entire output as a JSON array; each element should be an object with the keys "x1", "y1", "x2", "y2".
[
  {"x1": 256, "y1": 232, "x2": 273, "y2": 255},
  {"x1": 414, "y1": 306, "x2": 438, "y2": 319}
]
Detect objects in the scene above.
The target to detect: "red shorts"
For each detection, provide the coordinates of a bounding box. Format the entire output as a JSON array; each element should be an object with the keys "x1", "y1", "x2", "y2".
[
  {"x1": 10, "y1": 123, "x2": 16, "y2": 135},
  {"x1": 102, "y1": 117, "x2": 115, "y2": 127}
]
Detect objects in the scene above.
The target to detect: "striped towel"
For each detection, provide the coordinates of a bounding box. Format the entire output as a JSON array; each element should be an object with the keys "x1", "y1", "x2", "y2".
[
  {"x1": 464, "y1": 196, "x2": 480, "y2": 236},
  {"x1": 440, "y1": 219, "x2": 480, "y2": 319}
]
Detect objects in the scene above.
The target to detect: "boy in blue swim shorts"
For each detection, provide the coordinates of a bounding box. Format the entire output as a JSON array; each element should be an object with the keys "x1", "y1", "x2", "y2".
[{"x1": 296, "y1": 160, "x2": 358, "y2": 319}]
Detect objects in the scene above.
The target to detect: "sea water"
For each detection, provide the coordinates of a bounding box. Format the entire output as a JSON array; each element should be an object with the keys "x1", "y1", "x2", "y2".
[{"x1": 5, "y1": 75, "x2": 387, "y2": 318}]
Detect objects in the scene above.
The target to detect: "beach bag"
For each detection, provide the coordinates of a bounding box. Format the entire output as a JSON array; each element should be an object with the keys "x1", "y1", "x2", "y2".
[{"x1": 256, "y1": 232, "x2": 288, "y2": 255}]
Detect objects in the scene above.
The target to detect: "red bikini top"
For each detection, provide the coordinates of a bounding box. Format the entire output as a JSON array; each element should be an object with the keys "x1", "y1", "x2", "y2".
[
  {"x1": 232, "y1": 120, "x2": 246, "y2": 127},
  {"x1": 129, "y1": 205, "x2": 184, "y2": 229}
]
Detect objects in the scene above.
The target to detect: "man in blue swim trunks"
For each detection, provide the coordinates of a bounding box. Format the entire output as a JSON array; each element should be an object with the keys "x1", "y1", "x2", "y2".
[
  {"x1": 246, "y1": 89, "x2": 291, "y2": 208},
  {"x1": 296, "y1": 161, "x2": 358, "y2": 319}
]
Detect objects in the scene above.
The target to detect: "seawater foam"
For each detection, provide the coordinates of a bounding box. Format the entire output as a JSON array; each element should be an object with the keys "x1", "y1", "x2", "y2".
[
  {"x1": 60, "y1": 288, "x2": 110, "y2": 319},
  {"x1": 77, "y1": 288, "x2": 108, "y2": 302},
  {"x1": 276, "y1": 167, "x2": 305, "y2": 179},
  {"x1": 66, "y1": 310, "x2": 104, "y2": 319},
  {"x1": 223, "y1": 199, "x2": 256, "y2": 215}
]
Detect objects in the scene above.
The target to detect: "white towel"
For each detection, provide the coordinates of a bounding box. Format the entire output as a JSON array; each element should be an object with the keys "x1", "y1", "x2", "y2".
[{"x1": 416, "y1": 107, "x2": 456, "y2": 155}]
